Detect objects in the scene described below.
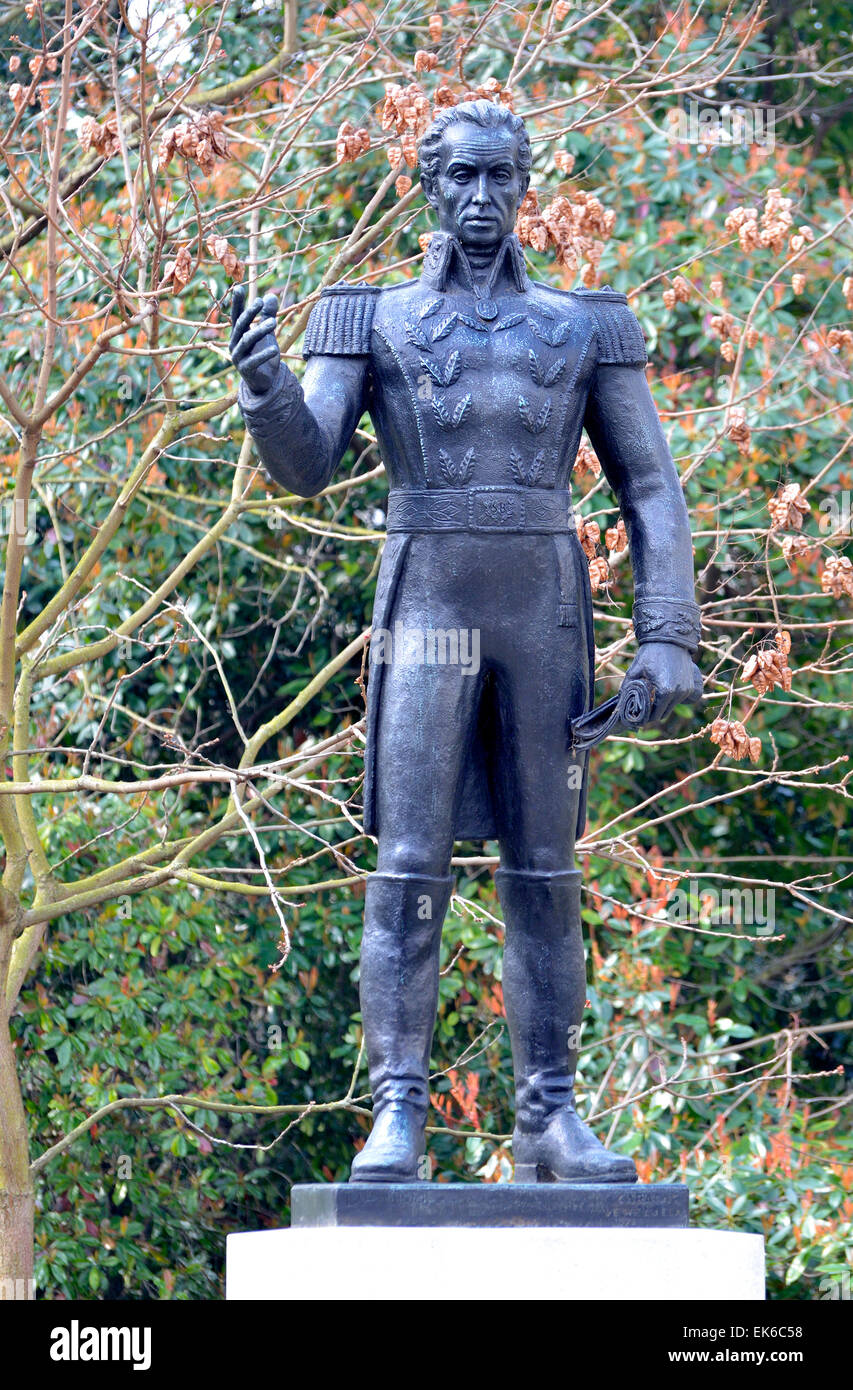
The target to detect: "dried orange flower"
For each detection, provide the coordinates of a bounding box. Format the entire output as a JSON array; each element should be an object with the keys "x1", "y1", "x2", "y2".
[
  {"x1": 395, "y1": 174, "x2": 412, "y2": 197},
  {"x1": 517, "y1": 188, "x2": 615, "y2": 275},
  {"x1": 576, "y1": 517, "x2": 601, "y2": 560},
  {"x1": 335, "y1": 120, "x2": 370, "y2": 164},
  {"x1": 709, "y1": 274, "x2": 724, "y2": 297},
  {"x1": 780, "y1": 533, "x2": 817, "y2": 569},
  {"x1": 382, "y1": 81, "x2": 432, "y2": 137},
  {"x1": 554, "y1": 150, "x2": 575, "y2": 174},
  {"x1": 820, "y1": 555, "x2": 853, "y2": 599},
  {"x1": 400, "y1": 131, "x2": 418, "y2": 167},
  {"x1": 79, "y1": 112, "x2": 121, "y2": 157},
  {"x1": 414, "y1": 50, "x2": 438, "y2": 73},
  {"x1": 827, "y1": 328, "x2": 853, "y2": 354},
  {"x1": 742, "y1": 631, "x2": 793, "y2": 696},
  {"x1": 432, "y1": 85, "x2": 457, "y2": 112},
  {"x1": 605, "y1": 518, "x2": 628, "y2": 555},
  {"x1": 158, "y1": 111, "x2": 228, "y2": 176},
  {"x1": 709, "y1": 311, "x2": 737, "y2": 341},
  {"x1": 727, "y1": 406, "x2": 751, "y2": 454},
  {"x1": 792, "y1": 272, "x2": 806, "y2": 295},
  {"x1": 768, "y1": 482, "x2": 810, "y2": 531},
  {"x1": 163, "y1": 245, "x2": 193, "y2": 293},
  {"x1": 574, "y1": 440, "x2": 601, "y2": 479},
  {"x1": 206, "y1": 236, "x2": 243, "y2": 280},
  {"x1": 709, "y1": 718, "x2": 762, "y2": 763},
  {"x1": 725, "y1": 189, "x2": 795, "y2": 256},
  {"x1": 588, "y1": 555, "x2": 609, "y2": 593},
  {"x1": 428, "y1": 14, "x2": 443, "y2": 42},
  {"x1": 459, "y1": 77, "x2": 515, "y2": 108}
]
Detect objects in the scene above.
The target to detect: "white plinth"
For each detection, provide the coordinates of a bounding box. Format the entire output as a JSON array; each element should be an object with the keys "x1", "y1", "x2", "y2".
[{"x1": 226, "y1": 1227, "x2": 765, "y2": 1301}]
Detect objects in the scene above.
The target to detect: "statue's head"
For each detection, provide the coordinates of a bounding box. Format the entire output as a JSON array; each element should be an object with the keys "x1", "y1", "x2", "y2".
[{"x1": 419, "y1": 100, "x2": 532, "y2": 251}]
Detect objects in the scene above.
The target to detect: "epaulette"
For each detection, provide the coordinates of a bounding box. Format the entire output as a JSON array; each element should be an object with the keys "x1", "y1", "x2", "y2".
[
  {"x1": 302, "y1": 282, "x2": 379, "y2": 359},
  {"x1": 570, "y1": 285, "x2": 647, "y2": 366}
]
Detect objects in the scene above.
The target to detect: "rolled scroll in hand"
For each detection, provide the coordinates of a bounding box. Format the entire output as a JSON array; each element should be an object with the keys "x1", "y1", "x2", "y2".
[{"x1": 570, "y1": 677, "x2": 654, "y2": 753}]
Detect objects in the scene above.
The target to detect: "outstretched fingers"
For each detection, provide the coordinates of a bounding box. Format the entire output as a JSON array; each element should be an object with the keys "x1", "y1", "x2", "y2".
[
  {"x1": 241, "y1": 341, "x2": 281, "y2": 379},
  {"x1": 230, "y1": 290, "x2": 278, "y2": 351},
  {"x1": 231, "y1": 315, "x2": 277, "y2": 364},
  {"x1": 230, "y1": 282, "x2": 247, "y2": 328}
]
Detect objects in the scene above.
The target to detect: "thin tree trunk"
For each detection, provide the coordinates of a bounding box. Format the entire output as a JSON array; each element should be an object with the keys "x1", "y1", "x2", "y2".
[{"x1": 0, "y1": 1013, "x2": 33, "y2": 1299}]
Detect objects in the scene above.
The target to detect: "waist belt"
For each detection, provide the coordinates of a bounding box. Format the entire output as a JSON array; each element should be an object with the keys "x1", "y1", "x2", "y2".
[{"x1": 386, "y1": 486, "x2": 573, "y2": 534}]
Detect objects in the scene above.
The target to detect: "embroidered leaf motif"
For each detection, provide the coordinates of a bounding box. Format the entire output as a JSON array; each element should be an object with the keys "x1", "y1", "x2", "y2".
[
  {"x1": 528, "y1": 449, "x2": 545, "y2": 485},
  {"x1": 432, "y1": 396, "x2": 452, "y2": 428},
  {"x1": 431, "y1": 313, "x2": 458, "y2": 341},
  {"x1": 406, "y1": 320, "x2": 431, "y2": 351},
  {"x1": 518, "y1": 395, "x2": 551, "y2": 434},
  {"x1": 494, "y1": 313, "x2": 525, "y2": 331},
  {"x1": 529, "y1": 349, "x2": 544, "y2": 386},
  {"x1": 509, "y1": 446, "x2": 546, "y2": 486},
  {"x1": 535, "y1": 398, "x2": 552, "y2": 432},
  {"x1": 518, "y1": 395, "x2": 535, "y2": 431},
  {"x1": 442, "y1": 350, "x2": 461, "y2": 386},
  {"x1": 432, "y1": 392, "x2": 471, "y2": 429},
  {"x1": 528, "y1": 318, "x2": 572, "y2": 348},
  {"x1": 420, "y1": 350, "x2": 461, "y2": 388},
  {"x1": 438, "y1": 446, "x2": 476, "y2": 484},
  {"x1": 544, "y1": 356, "x2": 567, "y2": 386},
  {"x1": 420, "y1": 356, "x2": 443, "y2": 385},
  {"x1": 457, "y1": 312, "x2": 489, "y2": 332},
  {"x1": 418, "y1": 297, "x2": 443, "y2": 321},
  {"x1": 452, "y1": 393, "x2": 472, "y2": 427}
]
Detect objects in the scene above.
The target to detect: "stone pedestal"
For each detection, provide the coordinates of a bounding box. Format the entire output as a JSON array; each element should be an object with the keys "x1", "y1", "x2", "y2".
[
  {"x1": 291, "y1": 1180, "x2": 688, "y2": 1228},
  {"x1": 226, "y1": 1183, "x2": 765, "y2": 1300}
]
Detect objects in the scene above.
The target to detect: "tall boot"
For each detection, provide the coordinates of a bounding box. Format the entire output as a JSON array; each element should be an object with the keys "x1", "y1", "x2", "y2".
[
  {"x1": 350, "y1": 871, "x2": 454, "y2": 1182},
  {"x1": 495, "y1": 867, "x2": 637, "y2": 1184}
]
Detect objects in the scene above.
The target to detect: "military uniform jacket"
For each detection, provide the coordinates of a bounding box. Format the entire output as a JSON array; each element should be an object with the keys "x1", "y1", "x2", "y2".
[{"x1": 238, "y1": 232, "x2": 698, "y2": 839}]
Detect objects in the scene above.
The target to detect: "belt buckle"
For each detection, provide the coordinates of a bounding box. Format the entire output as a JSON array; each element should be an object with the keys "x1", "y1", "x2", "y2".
[{"x1": 468, "y1": 489, "x2": 526, "y2": 532}]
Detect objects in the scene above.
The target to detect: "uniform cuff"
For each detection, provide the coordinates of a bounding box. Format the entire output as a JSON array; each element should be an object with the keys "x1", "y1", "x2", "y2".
[{"x1": 633, "y1": 597, "x2": 701, "y2": 654}]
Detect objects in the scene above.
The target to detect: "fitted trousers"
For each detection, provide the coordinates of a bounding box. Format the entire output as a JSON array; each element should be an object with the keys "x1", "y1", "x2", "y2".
[{"x1": 372, "y1": 531, "x2": 590, "y2": 876}]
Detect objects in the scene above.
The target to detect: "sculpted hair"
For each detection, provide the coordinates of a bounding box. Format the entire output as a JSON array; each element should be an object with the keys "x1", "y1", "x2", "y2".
[{"x1": 418, "y1": 100, "x2": 532, "y2": 187}]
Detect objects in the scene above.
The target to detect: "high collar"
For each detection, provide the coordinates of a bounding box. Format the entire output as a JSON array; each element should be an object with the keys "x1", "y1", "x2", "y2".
[{"x1": 421, "y1": 231, "x2": 530, "y2": 295}]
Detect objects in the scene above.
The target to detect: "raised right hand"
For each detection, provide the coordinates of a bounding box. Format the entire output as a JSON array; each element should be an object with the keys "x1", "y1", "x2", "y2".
[{"x1": 229, "y1": 285, "x2": 281, "y2": 394}]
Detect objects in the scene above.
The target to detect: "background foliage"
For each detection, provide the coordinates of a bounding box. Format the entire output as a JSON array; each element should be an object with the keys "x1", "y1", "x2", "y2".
[{"x1": 0, "y1": 0, "x2": 851, "y2": 1300}]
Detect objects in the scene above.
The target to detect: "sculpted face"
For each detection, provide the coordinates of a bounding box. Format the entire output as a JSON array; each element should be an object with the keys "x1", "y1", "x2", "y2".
[{"x1": 422, "y1": 122, "x2": 528, "y2": 251}]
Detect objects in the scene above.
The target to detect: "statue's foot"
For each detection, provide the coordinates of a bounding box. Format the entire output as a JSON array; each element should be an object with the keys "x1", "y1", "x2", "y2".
[
  {"x1": 513, "y1": 1106, "x2": 637, "y2": 1184},
  {"x1": 349, "y1": 1102, "x2": 425, "y2": 1183}
]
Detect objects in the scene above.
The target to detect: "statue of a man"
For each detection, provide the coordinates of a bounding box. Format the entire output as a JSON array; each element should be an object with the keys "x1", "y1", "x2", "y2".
[{"x1": 230, "y1": 101, "x2": 701, "y2": 1185}]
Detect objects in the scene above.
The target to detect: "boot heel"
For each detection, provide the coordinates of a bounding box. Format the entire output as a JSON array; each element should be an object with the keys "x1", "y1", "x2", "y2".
[
  {"x1": 514, "y1": 1162, "x2": 555, "y2": 1183},
  {"x1": 514, "y1": 1163, "x2": 537, "y2": 1183}
]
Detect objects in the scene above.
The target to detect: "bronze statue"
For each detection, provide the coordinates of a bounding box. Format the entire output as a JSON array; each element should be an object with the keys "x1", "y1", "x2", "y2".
[{"x1": 230, "y1": 101, "x2": 701, "y2": 1184}]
